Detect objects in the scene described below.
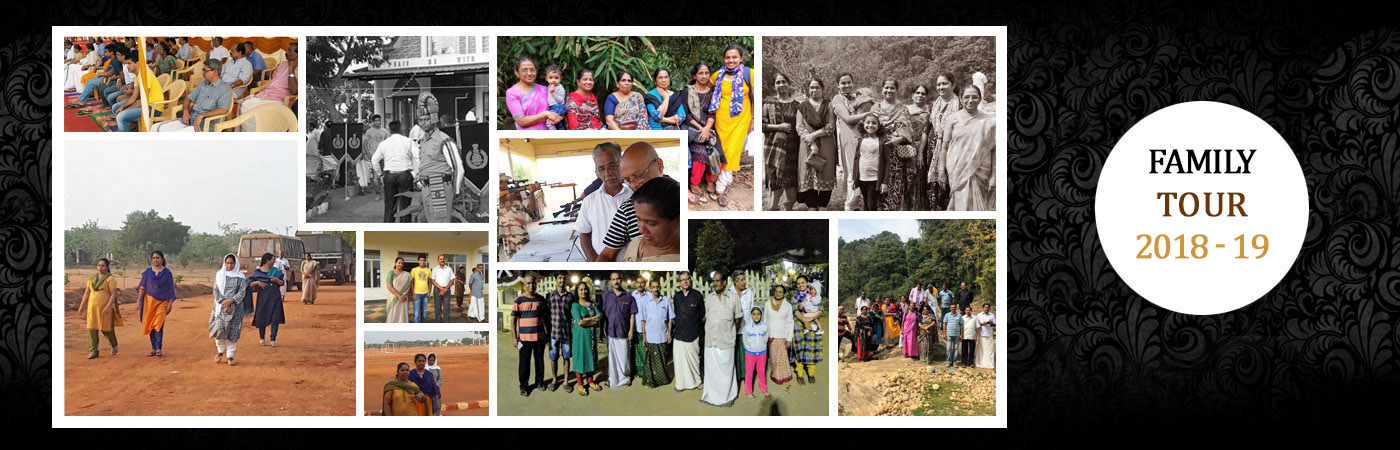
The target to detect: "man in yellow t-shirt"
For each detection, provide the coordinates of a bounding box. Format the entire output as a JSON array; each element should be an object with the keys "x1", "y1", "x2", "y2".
[{"x1": 410, "y1": 256, "x2": 432, "y2": 323}]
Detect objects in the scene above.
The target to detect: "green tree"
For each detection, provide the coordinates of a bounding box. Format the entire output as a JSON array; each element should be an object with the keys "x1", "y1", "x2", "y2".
[
  {"x1": 117, "y1": 210, "x2": 190, "y2": 264},
  {"x1": 307, "y1": 36, "x2": 389, "y2": 125},
  {"x1": 64, "y1": 219, "x2": 112, "y2": 264},
  {"x1": 693, "y1": 220, "x2": 734, "y2": 280},
  {"x1": 838, "y1": 220, "x2": 996, "y2": 314}
]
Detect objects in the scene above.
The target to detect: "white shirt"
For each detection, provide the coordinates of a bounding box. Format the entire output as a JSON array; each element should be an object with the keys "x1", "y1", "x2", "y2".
[
  {"x1": 122, "y1": 65, "x2": 135, "y2": 84},
  {"x1": 221, "y1": 56, "x2": 253, "y2": 95},
  {"x1": 574, "y1": 183, "x2": 633, "y2": 261},
  {"x1": 909, "y1": 287, "x2": 923, "y2": 305},
  {"x1": 961, "y1": 314, "x2": 977, "y2": 339},
  {"x1": 274, "y1": 257, "x2": 290, "y2": 275},
  {"x1": 765, "y1": 299, "x2": 794, "y2": 340},
  {"x1": 856, "y1": 296, "x2": 870, "y2": 311},
  {"x1": 977, "y1": 312, "x2": 995, "y2": 337},
  {"x1": 207, "y1": 45, "x2": 229, "y2": 61},
  {"x1": 737, "y1": 288, "x2": 755, "y2": 327},
  {"x1": 371, "y1": 134, "x2": 419, "y2": 173},
  {"x1": 431, "y1": 265, "x2": 454, "y2": 289}
]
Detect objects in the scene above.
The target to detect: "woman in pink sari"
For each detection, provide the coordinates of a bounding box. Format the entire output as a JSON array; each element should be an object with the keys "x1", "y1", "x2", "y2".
[
  {"x1": 505, "y1": 55, "x2": 557, "y2": 131},
  {"x1": 901, "y1": 299, "x2": 919, "y2": 359}
]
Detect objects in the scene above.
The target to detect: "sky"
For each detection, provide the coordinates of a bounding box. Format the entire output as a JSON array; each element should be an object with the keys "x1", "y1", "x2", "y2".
[
  {"x1": 65, "y1": 141, "x2": 299, "y2": 235},
  {"x1": 838, "y1": 219, "x2": 921, "y2": 242},
  {"x1": 364, "y1": 331, "x2": 483, "y2": 343}
]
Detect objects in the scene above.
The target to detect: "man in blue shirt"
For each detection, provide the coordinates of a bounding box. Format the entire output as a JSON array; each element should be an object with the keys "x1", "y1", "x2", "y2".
[
  {"x1": 939, "y1": 283, "x2": 954, "y2": 312},
  {"x1": 942, "y1": 308, "x2": 963, "y2": 367}
]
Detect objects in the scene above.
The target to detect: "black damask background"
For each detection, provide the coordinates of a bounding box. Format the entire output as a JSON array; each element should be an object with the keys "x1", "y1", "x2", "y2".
[
  {"x1": 4, "y1": 0, "x2": 1398, "y2": 434},
  {"x1": 1006, "y1": 1, "x2": 1400, "y2": 430}
]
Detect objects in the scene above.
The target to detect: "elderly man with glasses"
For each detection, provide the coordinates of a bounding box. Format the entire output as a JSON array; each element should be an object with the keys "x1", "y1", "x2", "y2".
[
  {"x1": 576, "y1": 142, "x2": 633, "y2": 262},
  {"x1": 592, "y1": 142, "x2": 672, "y2": 262},
  {"x1": 153, "y1": 58, "x2": 231, "y2": 132}
]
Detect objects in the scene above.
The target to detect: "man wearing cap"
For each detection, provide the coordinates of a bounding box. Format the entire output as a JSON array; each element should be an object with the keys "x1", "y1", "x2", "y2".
[
  {"x1": 153, "y1": 58, "x2": 231, "y2": 132},
  {"x1": 414, "y1": 92, "x2": 465, "y2": 223}
]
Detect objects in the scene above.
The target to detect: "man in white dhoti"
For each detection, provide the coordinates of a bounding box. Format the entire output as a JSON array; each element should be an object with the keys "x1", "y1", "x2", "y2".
[
  {"x1": 601, "y1": 272, "x2": 638, "y2": 388},
  {"x1": 975, "y1": 302, "x2": 996, "y2": 368},
  {"x1": 701, "y1": 271, "x2": 742, "y2": 407},
  {"x1": 670, "y1": 272, "x2": 705, "y2": 391}
]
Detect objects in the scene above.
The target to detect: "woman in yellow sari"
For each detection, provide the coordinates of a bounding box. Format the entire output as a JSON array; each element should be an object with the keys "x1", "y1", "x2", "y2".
[
  {"x1": 383, "y1": 362, "x2": 429, "y2": 416},
  {"x1": 710, "y1": 44, "x2": 753, "y2": 207},
  {"x1": 77, "y1": 258, "x2": 122, "y2": 359}
]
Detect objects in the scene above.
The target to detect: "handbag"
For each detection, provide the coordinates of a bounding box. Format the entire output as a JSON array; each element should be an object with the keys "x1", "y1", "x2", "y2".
[
  {"x1": 617, "y1": 120, "x2": 638, "y2": 130},
  {"x1": 805, "y1": 153, "x2": 828, "y2": 171}
]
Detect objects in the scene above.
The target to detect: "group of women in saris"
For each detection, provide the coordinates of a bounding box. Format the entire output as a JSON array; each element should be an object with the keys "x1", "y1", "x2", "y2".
[
  {"x1": 382, "y1": 353, "x2": 445, "y2": 416},
  {"x1": 503, "y1": 45, "x2": 754, "y2": 208},
  {"x1": 81, "y1": 250, "x2": 289, "y2": 364},
  {"x1": 769, "y1": 70, "x2": 996, "y2": 211}
]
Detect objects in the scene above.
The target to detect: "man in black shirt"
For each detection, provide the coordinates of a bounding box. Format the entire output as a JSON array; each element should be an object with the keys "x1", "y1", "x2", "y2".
[
  {"x1": 670, "y1": 272, "x2": 706, "y2": 391},
  {"x1": 958, "y1": 282, "x2": 973, "y2": 311}
]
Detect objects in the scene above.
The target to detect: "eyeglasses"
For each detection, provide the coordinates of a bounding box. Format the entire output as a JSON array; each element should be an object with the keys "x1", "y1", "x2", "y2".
[
  {"x1": 625, "y1": 160, "x2": 657, "y2": 186},
  {"x1": 595, "y1": 162, "x2": 620, "y2": 174},
  {"x1": 518, "y1": 68, "x2": 537, "y2": 74}
]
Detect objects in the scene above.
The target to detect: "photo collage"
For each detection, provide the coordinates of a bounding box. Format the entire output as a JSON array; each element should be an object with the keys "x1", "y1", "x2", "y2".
[{"x1": 53, "y1": 27, "x2": 1005, "y2": 426}]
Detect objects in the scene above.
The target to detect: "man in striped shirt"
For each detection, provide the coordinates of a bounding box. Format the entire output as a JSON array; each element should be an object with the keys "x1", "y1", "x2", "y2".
[
  {"x1": 512, "y1": 273, "x2": 548, "y2": 396},
  {"x1": 593, "y1": 142, "x2": 669, "y2": 262}
]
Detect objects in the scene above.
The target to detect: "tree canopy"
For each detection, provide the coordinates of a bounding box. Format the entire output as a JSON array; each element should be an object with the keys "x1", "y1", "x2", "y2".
[
  {"x1": 116, "y1": 210, "x2": 190, "y2": 263},
  {"x1": 838, "y1": 220, "x2": 995, "y2": 313},
  {"x1": 763, "y1": 36, "x2": 996, "y2": 102},
  {"x1": 306, "y1": 36, "x2": 389, "y2": 125}
]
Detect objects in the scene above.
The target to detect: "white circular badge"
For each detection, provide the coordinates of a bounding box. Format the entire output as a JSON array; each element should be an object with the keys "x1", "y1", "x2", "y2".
[{"x1": 1095, "y1": 101, "x2": 1307, "y2": 315}]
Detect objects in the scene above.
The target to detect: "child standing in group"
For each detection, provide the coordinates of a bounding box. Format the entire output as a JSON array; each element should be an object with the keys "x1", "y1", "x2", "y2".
[
  {"x1": 742, "y1": 307, "x2": 770, "y2": 398},
  {"x1": 545, "y1": 65, "x2": 567, "y2": 130}
]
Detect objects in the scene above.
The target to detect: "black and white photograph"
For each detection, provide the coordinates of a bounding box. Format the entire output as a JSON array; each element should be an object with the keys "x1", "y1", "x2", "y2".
[
  {"x1": 304, "y1": 35, "x2": 491, "y2": 223},
  {"x1": 761, "y1": 36, "x2": 998, "y2": 212}
]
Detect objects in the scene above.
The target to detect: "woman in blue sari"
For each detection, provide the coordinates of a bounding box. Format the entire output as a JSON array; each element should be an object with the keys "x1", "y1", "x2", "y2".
[
  {"x1": 137, "y1": 250, "x2": 176, "y2": 357},
  {"x1": 248, "y1": 252, "x2": 286, "y2": 347},
  {"x1": 408, "y1": 353, "x2": 441, "y2": 415},
  {"x1": 645, "y1": 67, "x2": 686, "y2": 130}
]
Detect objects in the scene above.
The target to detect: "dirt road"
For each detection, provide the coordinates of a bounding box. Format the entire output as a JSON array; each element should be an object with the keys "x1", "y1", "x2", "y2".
[
  {"x1": 63, "y1": 278, "x2": 356, "y2": 416},
  {"x1": 838, "y1": 342, "x2": 995, "y2": 416},
  {"x1": 363, "y1": 345, "x2": 489, "y2": 416}
]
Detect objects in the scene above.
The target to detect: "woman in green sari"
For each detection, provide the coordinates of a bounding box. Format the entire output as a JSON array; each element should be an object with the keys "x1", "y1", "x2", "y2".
[
  {"x1": 384, "y1": 257, "x2": 411, "y2": 323},
  {"x1": 383, "y1": 362, "x2": 428, "y2": 416}
]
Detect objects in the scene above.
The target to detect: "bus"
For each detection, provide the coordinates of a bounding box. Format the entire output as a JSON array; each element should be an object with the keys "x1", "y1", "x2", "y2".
[{"x1": 237, "y1": 233, "x2": 305, "y2": 290}]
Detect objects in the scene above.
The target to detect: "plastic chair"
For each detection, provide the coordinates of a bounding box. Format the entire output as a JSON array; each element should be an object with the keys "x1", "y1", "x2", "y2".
[
  {"x1": 145, "y1": 79, "x2": 187, "y2": 129},
  {"x1": 175, "y1": 60, "x2": 202, "y2": 82},
  {"x1": 200, "y1": 90, "x2": 237, "y2": 131},
  {"x1": 214, "y1": 103, "x2": 297, "y2": 132},
  {"x1": 260, "y1": 56, "x2": 280, "y2": 81},
  {"x1": 156, "y1": 73, "x2": 171, "y2": 88}
]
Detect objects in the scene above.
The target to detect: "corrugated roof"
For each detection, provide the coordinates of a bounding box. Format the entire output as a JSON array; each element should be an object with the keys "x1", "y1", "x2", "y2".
[{"x1": 343, "y1": 62, "x2": 488, "y2": 80}]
